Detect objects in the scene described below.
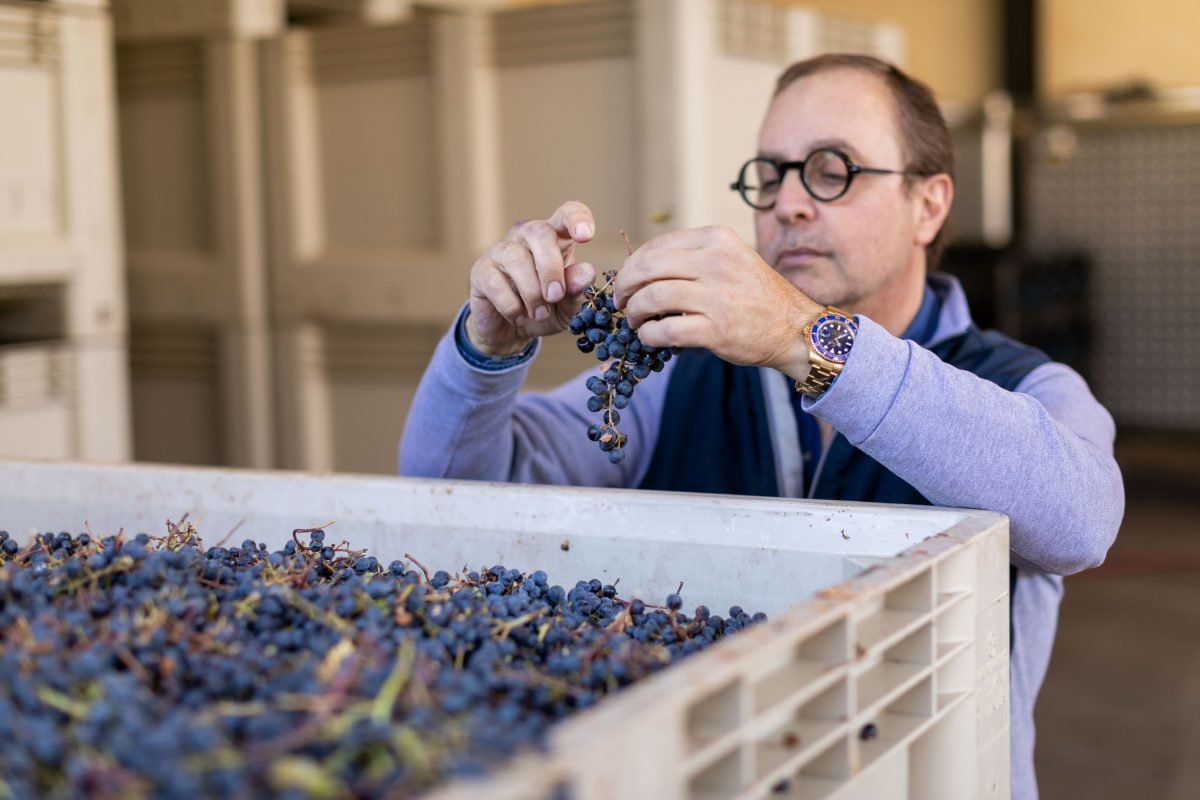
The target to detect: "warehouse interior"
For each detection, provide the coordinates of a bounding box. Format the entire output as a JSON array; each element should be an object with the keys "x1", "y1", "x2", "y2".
[{"x1": 2, "y1": 0, "x2": 1198, "y2": 797}]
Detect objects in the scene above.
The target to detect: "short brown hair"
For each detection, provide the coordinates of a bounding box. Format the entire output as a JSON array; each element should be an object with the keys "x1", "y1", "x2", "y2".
[{"x1": 774, "y1": 54, "x2": 954, "y2": 269}]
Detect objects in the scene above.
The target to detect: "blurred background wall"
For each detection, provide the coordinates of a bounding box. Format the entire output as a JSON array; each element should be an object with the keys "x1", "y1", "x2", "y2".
[
  {"x1": 1042, "y1": 0, "x2": 1200, "y2": 95},
  {"x1": 2, "y1": 3, "x2": 1199, "y2": 796}
]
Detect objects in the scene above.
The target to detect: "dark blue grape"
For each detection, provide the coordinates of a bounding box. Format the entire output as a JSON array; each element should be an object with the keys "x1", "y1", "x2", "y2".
[{"x1": 574, "y1": 273, "x2": 683, "y2": 465}]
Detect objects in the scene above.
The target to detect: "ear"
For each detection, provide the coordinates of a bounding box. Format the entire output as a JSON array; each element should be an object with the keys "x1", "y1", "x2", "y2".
[{"x1": 912, "y1": 174, "x2": 954, "y2": 248}]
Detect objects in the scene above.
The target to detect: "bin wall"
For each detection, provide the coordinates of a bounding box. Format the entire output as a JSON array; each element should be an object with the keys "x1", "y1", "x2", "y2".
[{"x1": 0, "y1": 461, "x2": 1009, "y2": 799}]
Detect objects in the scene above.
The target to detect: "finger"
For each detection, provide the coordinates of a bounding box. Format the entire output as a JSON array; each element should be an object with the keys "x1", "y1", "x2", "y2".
[
  {"x1": 617, "y1": 227, "x2": 729, "y2": 306},
  {"x1": 513, "y1": 221, "x2": 568, "y2": 304},
  {"x1": 491, "y1": 240, "x2": 549, "y2": 322},
  {"x1": 636, "y1": 314, "x2": 712, "y2": 350},
  {"x1": 638, "y1": 224, "x2": 729, "y2": 252},
  {"x1": 472, "y1": 261, "x2": 527, "y2": 326},
  {"x1": 613, "y1": 249, "x2": 697, "y2": 310},
  {"x1": 546, "y1": 200, "x2": 596, "y2": 243},
  {"x1": 564, "y1": 261, "x2": 596, "y2": 297},
  {"x1": 622, "y1": 279, "x2": 705, "y2": 330}
]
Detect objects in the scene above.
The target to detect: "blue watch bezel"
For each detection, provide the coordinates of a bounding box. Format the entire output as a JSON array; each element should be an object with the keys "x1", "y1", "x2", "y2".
[{"x1": 809, "y1": 311, "x2": 858, "y2": 364}]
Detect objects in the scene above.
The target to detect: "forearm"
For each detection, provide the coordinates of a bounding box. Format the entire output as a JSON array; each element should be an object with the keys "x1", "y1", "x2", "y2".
[
  {"x1": 398, "y1": 328, "x2": 532, "y2": 482},
  {"x1": 807, "y1": 318, "x2": 1124, "y2": 575},
  {"x1": 398, "y1": 314, "x2": 670, "y2": 488}
]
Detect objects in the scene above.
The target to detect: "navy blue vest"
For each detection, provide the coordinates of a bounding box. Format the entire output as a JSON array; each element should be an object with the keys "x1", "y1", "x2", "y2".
[{"x1": 637, "y1": 325, "x2": 1051, "y2": 504}]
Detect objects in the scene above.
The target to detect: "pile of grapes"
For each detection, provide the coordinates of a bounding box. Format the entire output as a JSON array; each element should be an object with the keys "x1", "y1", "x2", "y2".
[
  {"x1": 569, "y1": 266, "x2": 678, "y2": 465},
  {"x1": 0, "y1": 525, "x2": 764, "y2": 799}
]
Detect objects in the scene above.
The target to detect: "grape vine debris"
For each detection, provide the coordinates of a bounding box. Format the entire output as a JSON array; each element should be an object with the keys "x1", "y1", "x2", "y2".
[{"x1": 0, "y1": 523, "x2": 766, "y2": 798}]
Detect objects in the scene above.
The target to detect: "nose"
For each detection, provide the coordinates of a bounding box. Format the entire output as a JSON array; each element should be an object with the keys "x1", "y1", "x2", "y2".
[{"x1": 772, "y1": 167, "x2": 817, "y2": 224}]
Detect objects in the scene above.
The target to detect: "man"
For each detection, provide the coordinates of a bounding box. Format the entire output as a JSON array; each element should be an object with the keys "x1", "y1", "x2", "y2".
[{"x1": 400, "y1": 54, "x2": 1124, "y2": 799}]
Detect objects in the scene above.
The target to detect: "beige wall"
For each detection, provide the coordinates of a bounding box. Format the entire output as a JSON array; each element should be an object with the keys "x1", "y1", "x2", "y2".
[
  {"x1": 790, "y1": 0, "x2": 1003, "y2": 106},
  {"x1": 1040, "y1": 0, "x2": 1200, "y2": 96},
  {"x1": 486, "y1": 0, "x2": 1005, "y2": 107},
  {"x1": 493, "y1": 0, "x2": 1200, "y2": 109}
]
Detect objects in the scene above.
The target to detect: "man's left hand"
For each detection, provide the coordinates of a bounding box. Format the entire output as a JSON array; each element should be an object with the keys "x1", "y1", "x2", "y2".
[{"x1": 613, "y1": 225, "x2": 821, "y2": 379}]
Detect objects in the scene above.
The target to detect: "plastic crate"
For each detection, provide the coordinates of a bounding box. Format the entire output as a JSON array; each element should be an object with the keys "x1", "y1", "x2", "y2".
[
  {"x1": 0, "y1": 0, "x2": 131, "y2": 462},
  {"x1": 0, "y1": 342, "x2": 75, "y2": 459},
  {"x1": 0, "y1": 462, "x2": 1010, "y2": 799}
]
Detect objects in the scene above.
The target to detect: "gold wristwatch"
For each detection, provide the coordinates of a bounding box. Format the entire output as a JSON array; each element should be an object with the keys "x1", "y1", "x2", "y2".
[{"x1": 794, "y1": 307, "x2": 858, "y2": 396}]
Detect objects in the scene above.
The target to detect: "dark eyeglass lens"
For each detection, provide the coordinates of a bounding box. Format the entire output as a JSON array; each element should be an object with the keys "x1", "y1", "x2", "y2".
[{"x1": 803, "y1": 150, "x2": 850, "y2": 200}]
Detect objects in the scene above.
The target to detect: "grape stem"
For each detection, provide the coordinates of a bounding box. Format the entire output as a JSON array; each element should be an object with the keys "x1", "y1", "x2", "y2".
[
  {"x1": 403, "y1": 552, "x2": 433, "y2": 585},
  {"x1": 619, "y1": 228, "x2": 634, "y2": 256},
  {"x1": 292, "y1": 521, "x2": 337, "y2": 552},
  {"x1": 493, "y1": 607, "x2": 547, "y2": 640}
]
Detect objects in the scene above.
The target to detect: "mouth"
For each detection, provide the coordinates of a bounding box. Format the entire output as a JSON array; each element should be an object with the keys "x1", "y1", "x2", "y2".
[{"x1": 774, "y1": 247, "x2": 829, "y2": 268}]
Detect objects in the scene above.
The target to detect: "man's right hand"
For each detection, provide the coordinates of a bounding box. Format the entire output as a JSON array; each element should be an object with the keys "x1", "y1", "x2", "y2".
[{"x1": 466, "y1": 201, "x2": 598, "y2": 357}]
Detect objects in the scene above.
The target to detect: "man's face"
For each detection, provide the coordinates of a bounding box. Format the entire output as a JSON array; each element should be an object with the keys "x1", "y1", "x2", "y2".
[{"x1": 754, "y1": 68, "x2": 926, "y2": 312}]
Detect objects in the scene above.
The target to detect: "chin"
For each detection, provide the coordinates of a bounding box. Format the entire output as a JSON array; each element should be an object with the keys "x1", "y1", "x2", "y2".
[{"x1": 780, "y1": 270, "x2": 843, "y2": 307}]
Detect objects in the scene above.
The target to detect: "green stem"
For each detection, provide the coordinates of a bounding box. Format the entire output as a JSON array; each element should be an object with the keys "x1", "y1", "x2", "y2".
[
  {"x1": 36, "y1": 687, "x2": 90, "y2": 719},
  {"x1": 371, "y1": 642, "x2": 414, "y2": 725}
]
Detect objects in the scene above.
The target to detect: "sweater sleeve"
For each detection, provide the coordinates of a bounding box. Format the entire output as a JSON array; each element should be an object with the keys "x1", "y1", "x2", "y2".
[
  {"x1": 804, "y1": 316, "x2": 1124, "y2": 576},
  {"x1": 398, "y1": 307, "x2": 673, "y2": 489}
]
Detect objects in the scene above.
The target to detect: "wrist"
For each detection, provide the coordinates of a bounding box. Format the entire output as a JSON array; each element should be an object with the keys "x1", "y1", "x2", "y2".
[
  {"x1": 792, "y1": 305, "x2": 857, "y2": 397},
  {"x1": 776, "y1": 299, "x2": 822, "y2": 382},
  {"x1": 465, "y1": 313, "x2": 534, "y2": 358},
  {"x1": 778, "y1": 343, "x2": 814, "y2": 385}
]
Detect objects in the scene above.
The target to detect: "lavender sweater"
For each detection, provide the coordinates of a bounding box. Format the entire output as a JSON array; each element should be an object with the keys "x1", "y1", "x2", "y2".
[{"x1": 399, "y1": 273, "x2": 1125, "y2": 799}]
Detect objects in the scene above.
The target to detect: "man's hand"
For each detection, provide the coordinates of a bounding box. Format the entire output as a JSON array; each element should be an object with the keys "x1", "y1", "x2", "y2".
[
  {"x1": 467, "y1": 201, "x2": 598, "y2": 356},
  {"x1": 613, "y1": 225, "x2": 822, "y2": 379}
]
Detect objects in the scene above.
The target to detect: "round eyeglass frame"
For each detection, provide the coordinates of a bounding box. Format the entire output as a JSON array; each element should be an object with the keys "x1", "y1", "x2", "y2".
[{"x1": 729, "y1": 148, "x2": 922, "y2": 209}]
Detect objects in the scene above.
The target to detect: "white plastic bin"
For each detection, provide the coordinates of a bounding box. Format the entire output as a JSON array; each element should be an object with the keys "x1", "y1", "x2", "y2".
[{"x1": 0, "y1": 461, "x2": 1010, "y2": 799}]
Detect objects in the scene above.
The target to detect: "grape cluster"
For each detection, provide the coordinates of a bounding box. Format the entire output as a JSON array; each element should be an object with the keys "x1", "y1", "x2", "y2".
[
  {"x1": 568, "y1": 269, "x2": 678, "y2": 464},
  {"x1": 0, "y1": 525, "x2": 765, "y2": 798}
]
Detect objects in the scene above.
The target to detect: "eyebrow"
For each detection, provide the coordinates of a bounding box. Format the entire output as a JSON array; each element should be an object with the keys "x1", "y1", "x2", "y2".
[{"x1": 757, "y1": 139, "x2": 863, "y2": 161}]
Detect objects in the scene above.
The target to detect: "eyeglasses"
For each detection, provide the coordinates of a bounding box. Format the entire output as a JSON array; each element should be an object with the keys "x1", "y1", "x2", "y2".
[{"x1": 729, "y1": 148, "x2": 922, "y2": 209}]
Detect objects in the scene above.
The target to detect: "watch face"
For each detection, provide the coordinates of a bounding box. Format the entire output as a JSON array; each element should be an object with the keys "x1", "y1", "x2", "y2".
[{"x1": 811, "y1": 313, "x2": 857, "y2": 363}]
